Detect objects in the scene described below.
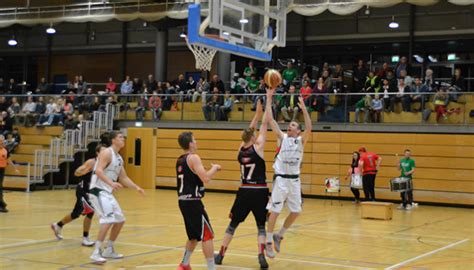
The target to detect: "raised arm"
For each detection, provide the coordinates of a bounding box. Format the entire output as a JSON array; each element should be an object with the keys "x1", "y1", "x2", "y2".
[
  {"x1": 249, "y1": 99, "x2": 263, "y2": 130},
  {"x1": 119, "y1": 167, "x2": 145, "y2": 195},
  {"x1": 265, "y1": 89, "x2": 284, "y2": 140},
  {"x1": 188, "y1": 154, "x2": 221, "y2": 183},
  {"x1": 298, "y1": 96, "x2": 312, "y2": 145},
  {"x1": 255, "y1": 100, "x2": 269, "y2": 154},
  {"x1": 74, "y1": 158, "x2": 96, "y2": 177}
]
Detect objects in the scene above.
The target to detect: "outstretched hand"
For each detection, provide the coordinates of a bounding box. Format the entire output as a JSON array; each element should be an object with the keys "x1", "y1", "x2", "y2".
[
  {"x1": 256, "y1": 98, "x2": 263, "y2": 113},
  {"x1": 266, "y1": 88, "x2": 275, "y2": 98},
  {"x1": 298, "y1": 96, "x2": 305, "y2": 109}
]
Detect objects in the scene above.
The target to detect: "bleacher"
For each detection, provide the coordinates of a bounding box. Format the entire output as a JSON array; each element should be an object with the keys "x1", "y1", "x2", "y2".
[{"x1": 155, "y1": 129, "x2": 474, "y2": 206}]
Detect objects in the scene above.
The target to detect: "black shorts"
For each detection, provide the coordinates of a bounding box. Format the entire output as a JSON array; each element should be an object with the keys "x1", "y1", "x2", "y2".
[
  {"x1": 71, "y1": 181, "x2": 92, "y2": 217},
  {"x1": 179, "y1": 200, "x2": 214, "y2": 242},
  {"x1": 230, "y1": 187, "x2": 269, "y2": 227}
]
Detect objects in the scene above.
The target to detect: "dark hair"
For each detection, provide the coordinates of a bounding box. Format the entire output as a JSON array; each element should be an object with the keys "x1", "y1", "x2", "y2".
[
  {"x1": 178, "y1": 132, "x2": 194, "y2": 150},
  {"x1": 100, "y1": 131, "x2": 122, "y2": 147},
  {"x1": 95, "y1": 144, "x2": 107, "y2": 154},
  {"x1": 404, "y1": 149, "x2": 411, "y2": 152},
  {"x1": 241, "y1": 128, "x2": 255, "y2": 143},
  {"x1": 290, "y1": 121, "x2": 303, "y2": 131},
  {"x1": 351, "y1": 151, "x2": 360, "y2": 173}
]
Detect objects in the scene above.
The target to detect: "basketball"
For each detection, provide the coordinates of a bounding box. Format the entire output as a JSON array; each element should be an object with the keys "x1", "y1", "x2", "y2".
[{"x1": 264, "y1": 69, "x2": 282, "y2": 89}]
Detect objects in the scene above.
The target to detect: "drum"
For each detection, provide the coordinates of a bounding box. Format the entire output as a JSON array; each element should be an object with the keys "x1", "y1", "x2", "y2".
[
  {"x1": 325, "y1": 177, "x2": 340, "y2": 193},
  {"x1": 390, "y1": 177, "x2": 413, "y2": 192},
  {"x1": 350, "y1": 174, "x2": 363, "y2": 189}
]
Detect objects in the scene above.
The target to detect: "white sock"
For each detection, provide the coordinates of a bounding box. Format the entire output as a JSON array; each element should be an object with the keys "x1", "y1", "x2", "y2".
[
  {"x1": 206, "y1": 257, "x2": 215, "y2": 270},
  {"x1": 94, "y1": 240, "x2": 102, "y2": 251},
  {"x1": 181, "y1": 249, "x2": 193, "y2": 265},
  {"x1": 266, "y1": 232, "x2": 273, "y2": 243},
  {"x1": 107, "y1": 240, "x2": 114, "y2": 248},
  {"x1": 279, "y1": 227, "x2": 288, "y2": 237}
]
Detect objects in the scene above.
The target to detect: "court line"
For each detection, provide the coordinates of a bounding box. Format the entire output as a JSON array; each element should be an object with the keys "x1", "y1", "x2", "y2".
[
  {"x1": 385, "y1": 238, "x2": 470, "y2": 270},
  {"x1": 136, "y1": 263, "x2": 253, "y2": 269},
  {"x1": 0, "y1": 239, "x2": 58, "y2": 249}
]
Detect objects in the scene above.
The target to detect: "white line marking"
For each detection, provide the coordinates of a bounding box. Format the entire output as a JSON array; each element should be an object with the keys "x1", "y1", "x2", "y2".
[
  {"x1": 136, "y1": 264, "x2": 252, "y2": 269},
  {"x1": 0, "y1": 239, "x2": 57, "y2": 249},
  {"x1": 385, "y1": 238, "x2": 469, "y2": 270}
]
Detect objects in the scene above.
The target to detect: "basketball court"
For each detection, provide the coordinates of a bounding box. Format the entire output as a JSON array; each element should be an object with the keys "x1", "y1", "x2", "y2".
[{"x1": 0, "y1": 189, "x2": 472, "y2": 269}]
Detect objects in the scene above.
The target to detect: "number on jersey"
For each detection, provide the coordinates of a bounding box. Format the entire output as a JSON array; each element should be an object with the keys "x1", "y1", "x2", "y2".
[{"x1": 241, "y1": 163, "x2": 255, "y2": 180}]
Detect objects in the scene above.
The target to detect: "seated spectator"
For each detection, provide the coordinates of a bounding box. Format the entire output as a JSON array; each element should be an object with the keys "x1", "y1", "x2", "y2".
[
  {"x1": 0, "y1": 96, "x2": 8, "y2": 112},
  {"x1": 410, "y1": 77, "x2": 428, "y2": 111},
  {"x1": 300, "y1": 80, "x2": 312, "y2": 107},
  {"x1": 185, "y1": 76, "x2": 196, "y2": 101},
  {"x1": 90, "y1": 96, "x2": 102, "y2": 114},
  {"x1": 321, "y1": 70, "x2": 332, "y2": 90},
  {"x1": 272, "y1": 85, "x2": 285, "y2": 121},
  {"x1": 63, "y1": 99, "x2": 74, "y2": 115},
  {"x1": 163, "y1": 82, "x2": 176, "y2": 110},
  {"x1": 5, "y1": 127, "x2": 20, "y2": 153},
  {"x1": 79, "y1": 88, "x2": 94, "y2": 113},
  {"x1": 243, "y1": 61, "x2": 257, "y2": 82},
  {"x1": 148, "y1": 93, "x2": 163, "y2": 121},
  {"x1": 282, "y1": 62, "x2": 298, "y2": 86},
  {"x1": 175, "y1": 74, "x2": 187, "y2": 101},
  {"x1": 36, "y1": 77, "x2": 50, "y2": 95},
  {"x1": 0, "y1": 78, "x2": 4, "y2": 94},
  {"x1": 217, "y1": 91, "x2": 233, "y2": 121},
  {"x1": 395, "y1": 56, "x2": 412, "y2": 78},
  {"x1": 423, "y1": 68, "x2": 436, "y2": 92},
  {"x1": 34, "y1": 97, "x2": 47, "y2": 118},
  {"x1": 18, "y1": 95, "x2": 37, "y2": 127},
  {"x1": 354, "y1": 95, "x2": 371, "y2": 123},
  {"x1": 202, "y1": 87, "x2": 222, "y2": 121},
  {"x1": 37, "y1": 98, "x2": 56, "y2": 125},
  {"x1": 78, "y1": 75, "x2": 87, "y2": 95},
  {"x1": 399, "y1": 69, "x2": 413, "y2": 88},
  {"x1": 7, "y1": 97, "x2": 21, "y2": 119},
  {"x1": 64, "y1": 113, "x2": 78, "y2": 130},
  {"x1": 280, "y1": 85, "x2": 299, "y2": 122},
  {"x1": 364, "y1": 71, "x2": 380, "y2": 93},
  {"x1": 105, "y1": 77, "x2": 117, "y2": 93},
  {"x1": 193, "y1": 77, "x2": 210, "y2": 103},
  {"x1": 299, "y1": 72, "x2": 311, "y2": 89},
  {"x1": 433, "y1": 88, "x2": 460, "y2": 123},
  {"x1": 370, "y1": 95, "x2": 383, "y2": 123},
  {"x1": 135, "y1": 94, "x2": 148, "y2": 121},
  {"x1": 312, "y1": 77, "x2": 327, "y2": 113},
  {"x1": 332, "y1": 64, "x2": 344, "y2": 91},
  {"x1": 133, "y1": 77, "x2": 143, "y2": 95},
  {"x1": 247, "y1": 75, "x2": 259, "y2": 103},
  {"x1": 390, "y1": 79, "x2": 411, "y2": 112},
  {"x1": 210, "y1": 74, "x2": 225, "y2": 93},
  {"x1": 449, "y1": 68, "x2": 465, "y2": 102},
  {"x1": 0, "y1": 111, "x2": 13, "y2": 136},
  {"x1": 6, "y1": 78, "x2": 16, "y2": 94},
  {"x1": 377, "y1": 62, "x2": 391, "y2": 80},
  {"x1": 251, "y1": 79, "x2": 266, "y2": 111}
]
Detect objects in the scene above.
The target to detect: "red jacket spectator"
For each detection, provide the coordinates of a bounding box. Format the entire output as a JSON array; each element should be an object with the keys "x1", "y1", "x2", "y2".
[
  {"x1": 358, "y1": 147, "x2": 381, "y2": 175},
  {"x1": 106, "y1": 77, "x2": 117, "y2": 93}
]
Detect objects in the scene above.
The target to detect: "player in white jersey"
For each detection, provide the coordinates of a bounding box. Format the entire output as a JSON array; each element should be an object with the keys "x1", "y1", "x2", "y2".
[
  {"x1": 264, "y1": 89, "x2": 312, "y2": 258},
  {"x1": 88, "y1": 131, "x2": 145, "y2": 264}
]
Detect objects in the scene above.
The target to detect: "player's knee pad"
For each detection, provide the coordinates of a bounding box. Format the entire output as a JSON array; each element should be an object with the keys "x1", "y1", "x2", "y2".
[
  {"x1": 86, "y1": 212, "x2": 94, "y2": 219},
  {"x1": 225, "y1": 224, "x2": 238, "y2": 235},
  {"x1": 257, "y1": 224, "x2": 266, "y2": 237}
]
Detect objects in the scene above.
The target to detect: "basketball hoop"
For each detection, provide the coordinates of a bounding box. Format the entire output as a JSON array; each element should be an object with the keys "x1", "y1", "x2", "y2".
[{"x1": 185, "y1": 35, "x2": 220, "y2": 71}]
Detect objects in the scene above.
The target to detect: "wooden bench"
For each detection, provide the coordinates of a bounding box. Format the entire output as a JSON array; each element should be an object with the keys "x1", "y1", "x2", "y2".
[{"x1": 361, "y1": 202, "x2": 393, "y2": 220}]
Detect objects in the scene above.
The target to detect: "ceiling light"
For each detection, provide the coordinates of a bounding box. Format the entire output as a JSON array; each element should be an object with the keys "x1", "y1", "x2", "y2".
[
  {"x1": 46, "y1": 23, "x2": 56, "y2": 34},
  {"x1": 364, "y1": 5, "x2": 370, "y2": 15},
  {"x1": 143, "y1": 21, "x2": 148, "y2": 27},
  {"x1": 428, "y1": 55, "x2": 438, "y2": 63},
  {"x1": 447, "y1": 53, "x2": 456, "y2": 61},
  {"x1": 239, "y1": 18, "x2": 249, "y2": 24},
  {"x1": 179, "y1": 31, "x2": 187, "y2": 38},
  {"x1": 389, "y1": 16, "x2": 399, "y2": 29},
  {"x1": 8, "y1": 36, "x2": 17, "y2": 46},
  {"x1": 413, "y1": 54, "x2": 424, "y2": 63},
  {"x1": 222, "y1": 31, "x2": 230, "y2": 36}
]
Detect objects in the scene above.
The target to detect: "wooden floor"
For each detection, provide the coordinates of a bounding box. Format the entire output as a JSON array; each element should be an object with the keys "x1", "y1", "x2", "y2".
[{"x1": 0, "y1": 189, "x2": 473, "y2": 270}]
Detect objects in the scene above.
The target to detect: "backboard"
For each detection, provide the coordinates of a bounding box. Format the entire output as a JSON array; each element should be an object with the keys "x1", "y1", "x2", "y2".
[{"x1": 187, "y1": 0, "x2": 289, "y2": 62}]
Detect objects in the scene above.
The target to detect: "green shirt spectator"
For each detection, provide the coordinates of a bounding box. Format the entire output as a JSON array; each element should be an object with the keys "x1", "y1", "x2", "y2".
[
  {"x1": 282, "y1": 62, "x2": 298, "y2": 85},
  {"x1": 243, "y1": 61, "x2": 257, "y2": 82},
  {"x1": 247, "y1": 76, "x2": 259, "y2": 93}
]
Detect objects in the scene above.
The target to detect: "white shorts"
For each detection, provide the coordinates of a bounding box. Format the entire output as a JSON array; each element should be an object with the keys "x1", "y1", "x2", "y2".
[
  {"x1": 267, "y1": 176, "x2": 302, "y2": 213},
  {"x1": 89, "y1": 189, "x2": 125, "y2": 224}
]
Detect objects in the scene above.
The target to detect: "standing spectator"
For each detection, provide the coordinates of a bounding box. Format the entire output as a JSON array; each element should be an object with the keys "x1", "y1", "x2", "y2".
[
  {"x1": 243, "y1": 61, "x2": 257, "y2": 82},
  {"x1": 0, "y1": 97, "x2": 9, "y2": 112},
  {"x1": 80, "y1": 88, "x2": 94, "y2": 113},
  {"x1": 450, "y1": 68, "x2": 465, "y2": 102},
  {"x1": 193, "y1": 77, "x2": 210, "y2": 103},
  {"x1": 313, "y1": 77, "x2": 327, "y2": 113},
  {"x1": 370, "y1": 95, "x2": 383, "y2": 123},
  {"x1": 210, "y1": 74, "x2": 225, "y2": 93},
  {"x1": 216, "y1": 91, "x2": 233, "y2": 121},
  {"x1": 90, "y1": 96, "x2": 102, "y2": 114},
  {"x1": 148, "y1": 93, "x2": 163, "y2": 121},
  {"x1": 0, "y1": 135, "x2": 19, "y2": 212},
  {"x1": 282, "y1": 62, "x2": 298, "y2": 86},
  {"x1": 120, "y1": 76, "x2": 133, "y2": 101},
  {"x1": 364, "y1": 71, "x2": 381, "y2": 93},
  {"x1": 78, "y1": 75, "x2": 87, "y2": 95},
  {"x1": 344, "y1": 151, "x2": 362, "y2": 203},
  {"x1": 397, "y1": 149, "x2": 416, "y2": 210},
  {"x1": 146, "y1": 74, "x2": 157, "y2": 92},
  {"x1": 36, "y1": 77, "x2": 50, "y2": 95},
  {"x1": 105, "y1": 77, "x2": 117, "y2": 93},
  {"x1": 6, "y1": 78, "x2": 16, "y2": 94},
  {"x1": 390, "y1": 79, "x2": 411, "y2": 112},
  {"x1": 377, "y1": 62, "x2": 391, "y2": 80},
  {"x1": 353, "y1": 60, "x2": 368, "y2": 94},
  {"x1": 358, "y1": 147, "x2": 382, "y2": 201},
  {"x1": 395, "y1": 56, "x2": 412, "y2": 78},
  {"x1": 132, "y1": 77, "x2": 142, "y2": 94},
  {"x1": 410, "y1": 77, "x2": 428, "y2": 111},
  {"x1": 280, "y1": 85, "x2": 299, "y2": 122},
  {"x1": 383, "y1": 71, "x2": 397, "y2": 112}
]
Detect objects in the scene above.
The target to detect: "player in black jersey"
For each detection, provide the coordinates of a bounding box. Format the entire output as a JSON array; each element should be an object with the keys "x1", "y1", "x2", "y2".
[
  {"x1": 214, "y1": 100, "x2": 270, "y2": 269},
  {"x1": 176, "y1": 131, "x2": 221, "y2": 270},
  {"x1": 50, "y1": 144, "x2": 106, "y2": 246}
]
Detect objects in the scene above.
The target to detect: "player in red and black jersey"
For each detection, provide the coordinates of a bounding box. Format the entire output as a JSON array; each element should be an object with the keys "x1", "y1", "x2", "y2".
[
  {"x1": 214, "y1": 100, "x2": 270, "y2": 269},
  {"x1": 176, "y1": 132, "x2": 221, "y2": 270}
]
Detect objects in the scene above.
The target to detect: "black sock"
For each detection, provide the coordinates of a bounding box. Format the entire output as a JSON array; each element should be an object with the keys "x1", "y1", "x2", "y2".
[
  {"x1": 57, "y1": 221, "x2": 64, "y2": 227},
  {"x1": 83, "y1": 231, "x2": 89, "y2": 238}
]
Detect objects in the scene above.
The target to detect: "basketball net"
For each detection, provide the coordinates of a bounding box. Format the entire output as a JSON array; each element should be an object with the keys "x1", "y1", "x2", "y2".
[{"x1": 185, "y1": 37, "x2": 217, "y2": 71}]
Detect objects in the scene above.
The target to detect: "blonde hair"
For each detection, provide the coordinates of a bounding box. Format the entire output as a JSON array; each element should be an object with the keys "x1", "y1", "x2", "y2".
[{"x1": 241, "y1": 128, "x2": 255, "y2": 143}]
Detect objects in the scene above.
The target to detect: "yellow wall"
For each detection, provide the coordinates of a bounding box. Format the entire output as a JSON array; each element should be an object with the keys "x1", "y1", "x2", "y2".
[
  {"x1": 125, "y1": 128, "x2": 157, "y2": 189},
  {"x1": 155, "y1": 129, "x2": 474, "y2": 205}
]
